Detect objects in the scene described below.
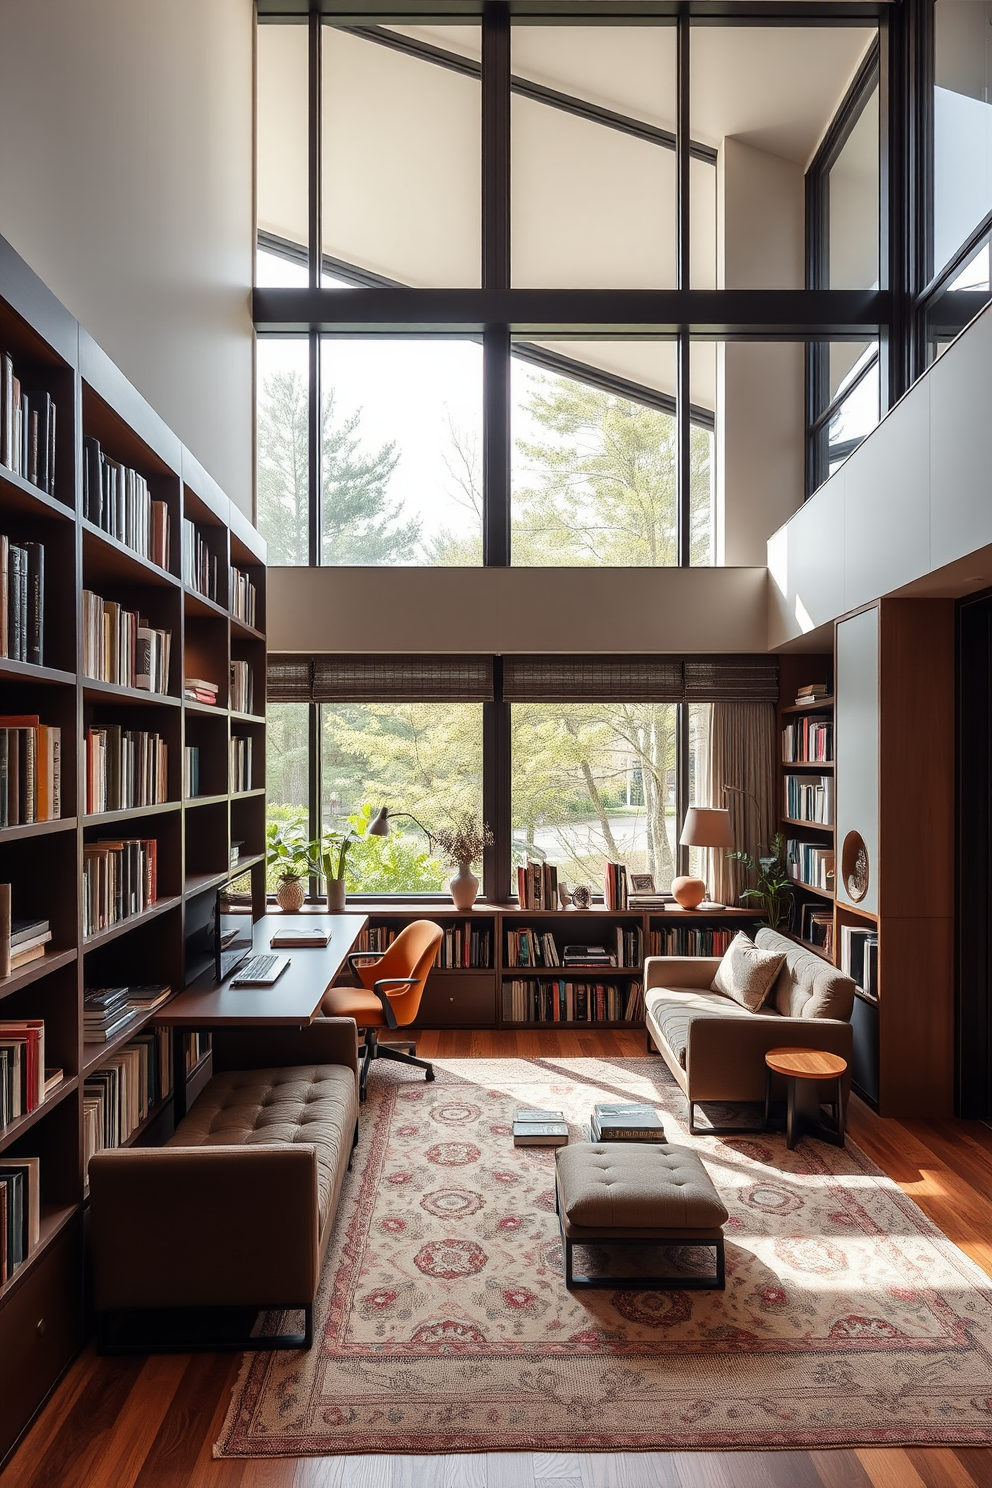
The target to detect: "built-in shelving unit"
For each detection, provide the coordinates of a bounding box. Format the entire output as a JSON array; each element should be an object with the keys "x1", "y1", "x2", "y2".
[
  {"x1": 0, "y1": 234, "x2": 266, "y2": 1467},
  {"x1": 777, "y1": 657, "x2": 836, "y2": 962}
]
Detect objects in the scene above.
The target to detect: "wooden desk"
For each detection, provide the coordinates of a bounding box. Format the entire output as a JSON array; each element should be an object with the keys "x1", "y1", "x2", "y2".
[{"x1": 159, "y1": 913, "x2": 369, "y2": 1028}]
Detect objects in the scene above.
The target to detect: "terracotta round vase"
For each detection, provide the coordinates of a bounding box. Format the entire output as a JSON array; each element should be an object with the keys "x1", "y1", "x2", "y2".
[
  {"x1": 671, "y1": 874, "x2": 706, "y2": 909},
  {"x1": 449, "y1": 862, "x2": 479, "y2": 910},
  {"x1": 326, "y1": 878, "x2": 347, "y2": 913},
  {"x1": 276, "y1": 876, "x2": 306, "y2": 913}
]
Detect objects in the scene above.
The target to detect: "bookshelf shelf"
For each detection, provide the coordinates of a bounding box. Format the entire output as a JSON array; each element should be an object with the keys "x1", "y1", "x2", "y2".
[
  {"x1": 184, "y1": 793, "x2": 229, "y2": 809},
  {"x1": 183, "y1": 871, "x2": 231, "y2": 899},
  {"x1": 0, "y1": 949, "x2": 78, "y2": 1003},
  {"x1": 0, "y1": 817, "x2": 77, "y2": 844},
  {"x1": 0, "y1": 466, "x2": 74, "y2": 522},
  {"x1": 230, "y1": 711, "x2": 265, "y2": 725},
  {"x1": 81, "y1": 1000, "x2": 176, "y2": 1076},
  {"x1": 82, "y1": 679, "x2": 180, "y2": 708},
  {"x1": 0, "y1": 658, "x2": 75, "y2": 687},
  {"x1": 782, "y1": 816, "x2": 834, "y2": 832},
  {"x1": 81, "y1": 896, "x2": 184, "y2": 952},
  {"x1": 118, "y1": 1093, "x2": 174, "y2": 1152},
  {"x1": 230, "y1": 616, "x2": 264, "y2": 642},
  {"x1": 781, "y1": 760, "x2": 834, "y2": 771},
  {"x1": 233, "y1": 787, "x2": 265, "y2": 800},
  {"x1": 81, "y1": 518, "x2": 179, "y2": 590},
  {"x1": 183, "y1": 587, "x2": 228, "y2": 621},
  {"x1": 0, "y1": 1078, "x2": 79, "y2": 1156},
  {"x1": 781, "y1": 696, "x2": 835, "y2": 714},
  {"x1": 183, "y1": 699, "x2": 225, "y2": 717},
  {"x1": 0, "y1": 1204, "x2": 78, "y2": 1306},
  {"x1": 500, "y1": 1019, "x2": 640, "y2": 1031},
  {"x1": 781, "y1": 929, "x2": 833, "y2": 963},
  {"x1": 82, "y1": 802, "x2": 179, "y2": 827},
  {"x1": 789, "y1": 879, "x2": 834, "y2": 899}
]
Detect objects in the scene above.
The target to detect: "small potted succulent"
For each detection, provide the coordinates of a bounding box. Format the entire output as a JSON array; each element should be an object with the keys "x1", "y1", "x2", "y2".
[
  {"x1": 266, "y1": 821, "x2": 310, "y2": 912},
  {"x1": 432, "y1": 814, "x2": 494, "y2": 910}
]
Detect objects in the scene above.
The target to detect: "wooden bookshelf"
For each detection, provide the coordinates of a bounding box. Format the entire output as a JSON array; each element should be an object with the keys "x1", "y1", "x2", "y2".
[
  {"x1": 0, "y1": 234, "x2": 266, "y2": 1467},
  {"x1": 777, "y1": 656, "x2": 836, "y2": 962}
]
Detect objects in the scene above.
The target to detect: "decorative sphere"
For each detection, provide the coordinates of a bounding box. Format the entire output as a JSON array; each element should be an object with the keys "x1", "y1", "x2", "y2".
[{"x1": 671, "y1": 875, "x2": 706, "y2": 909}]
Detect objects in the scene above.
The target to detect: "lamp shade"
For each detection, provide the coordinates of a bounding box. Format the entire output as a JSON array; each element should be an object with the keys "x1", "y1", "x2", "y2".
[
  {"x1": 367, "y1": 806, "x2": 390, "y2": 837},
  {"x1": 679, "y1": 806, "x2": 734, "y2": 850}
]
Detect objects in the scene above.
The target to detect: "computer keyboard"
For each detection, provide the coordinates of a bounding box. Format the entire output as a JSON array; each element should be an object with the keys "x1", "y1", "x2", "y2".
[{"x1": 235, "y1": 953, "x2": 278, "y2": 981}]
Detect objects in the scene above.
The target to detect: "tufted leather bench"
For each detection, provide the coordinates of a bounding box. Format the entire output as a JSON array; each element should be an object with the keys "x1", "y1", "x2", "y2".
[
  {"x1": 555, "y1": 1142, "x2": 729, "y2": 1290},
  {"x1": 88, "y1": 1018, "x2": 359, "y2": 1351}
]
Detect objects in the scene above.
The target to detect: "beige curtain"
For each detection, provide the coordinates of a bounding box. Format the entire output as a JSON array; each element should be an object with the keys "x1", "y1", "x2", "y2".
[{"x1": 704, "y1": 702, "x2": 778, "y2": 907}]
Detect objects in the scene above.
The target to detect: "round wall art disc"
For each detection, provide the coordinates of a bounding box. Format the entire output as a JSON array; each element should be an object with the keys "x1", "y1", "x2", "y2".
[{"x1": 841, "y1": 830, "x2": 869, "y2": 902}]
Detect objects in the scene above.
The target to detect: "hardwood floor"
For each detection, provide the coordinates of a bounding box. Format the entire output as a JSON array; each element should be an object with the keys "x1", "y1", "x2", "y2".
[{"x1": 6, "y1": 1029, "x2": 992, "y2": 1488}]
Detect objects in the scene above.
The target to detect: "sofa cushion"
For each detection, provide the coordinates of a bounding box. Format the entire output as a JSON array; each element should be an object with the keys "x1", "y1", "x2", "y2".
[
  {"x1": 646, "y1": 984, "x2": 770, "y2": 1068},
  {"x1": 755, "y1": 927, "x2": 855, "y2": 1021},
  {"x1": 711, "y1": 932, "x2": 785, "y2": 1012},
  {"x1": 169, "y1": 1064, "x2": 356, "y2": 1231}
]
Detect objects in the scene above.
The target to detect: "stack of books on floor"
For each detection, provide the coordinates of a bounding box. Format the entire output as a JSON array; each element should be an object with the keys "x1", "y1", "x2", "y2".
[
  {"x1": 562, "y1": 943, "x2": 617, "y2": 969},
  {"x1": 591, "y1": 1102, "x2": 667, "y2": 1143},
  {"x1": 184, "y1": 676, "x2": 218, "y2": 705},
  {"x1": 840, "y1": 924, "x2": 879, "y2": 998},
  {"x1": 183, "y1": 745, "x2": 200, "y2": 798},
  {"x1": 83, "y1": 1029, "x2": 174, "y2": 1175},
  {"x1": 0, "y1": 1153, "x2": 40, "y2": 1283},
  {"x1": 0, "y1": 535, "x2": 43, "y2": 663},
  {"x1": 229, "y1": 735, "x2": 252, "y2": 792},
  {"x1": 0, "y1": 715, "x2": 61, "y2": 825},
  {"x1": 83, "y1": 438, "x2": 170, "y2": 569},
  {"x1": 512, "y1": 1107, "x2": 568, "y2": 1147},
  {"x1": 82, "y1": 837, "x2": 158, "y2": 937},
  {"x1": 181, "y1": 519, "x2": 218, "y2": 601},
  {"x1": 0, "y1": 1016, "x2": 44, "y2": 1126},
  {"x1": 516, "y1": 859, "x2": 559, "y2": 910},
  {"x1": 603, "y1": 860, "x2": 629, "y2": 909},
  {"x1": 230, "y1": 659, "x2": 253, "y2": 713},
  {"x1": 84, "y1": 725, "x2": 168, "y2": 813},
  {"x1": 2, "y1": 355, "x2": 56, "y2": 494},
  {"x1": 82, "y1": 590, "x2": 171, "y2": 693},
  {"x1": 794, "y1": 682, "x2": 830, "y2": 706},
  {"x1": 230, "y1": 565, "x2": 257, "y2": 627}
]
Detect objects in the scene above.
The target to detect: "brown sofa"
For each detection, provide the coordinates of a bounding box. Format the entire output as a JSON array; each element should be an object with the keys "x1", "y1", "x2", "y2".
[
  {"x1": 644, "y1": 927, "x2": 855, "y2": 1135},
  {"x1": 89, "y1": 1018, "x2": 359, "y2": 1351}
]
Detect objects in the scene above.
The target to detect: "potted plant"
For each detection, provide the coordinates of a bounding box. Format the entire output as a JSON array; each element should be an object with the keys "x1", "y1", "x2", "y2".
[
  {"x1": 266, "y1": 821, "x2": 310, "y2": 912},
  {"x1": 431, "y1": 814, "x2": 494, "y2": 910},
  {"x1": 727, "y1": 831, "x2": 794, "y2": 932},
  {"x1": 308, "y1": 827, "x2": 359, "y2": 912}
]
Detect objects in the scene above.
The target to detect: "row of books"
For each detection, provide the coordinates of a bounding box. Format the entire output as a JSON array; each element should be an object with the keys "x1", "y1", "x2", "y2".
[
  {"x1": 798, "y1": 902, "x2": 834, "y2": 956},
  {"x1": 185, "y1": 1030, "x2": 210, "y2": 1073},
  {"x1": 230, "y1": 565, "x2": 257, "y2": 627},
  {"x1": 0, "y1": 719, "x2": 61, "y2": 825},
  {"x1": 505, "y1": 928, "x2": 643, "y2": 969},
  {"x1": 357, "y1": 926, "x2": 396, "y2": 954},
  {"x1": 516, "y1": 859, "x2": 560, "y2": 910},
  {"x1": 230, "y1": 659, "x2": 253, "y2": 714},
  {"x1": 648, "y1": 925, "x2": 738, "y2": 956},
  {"x1": 436, "y1": 925, "x2": 491, "y2": 969},
  {"x1": 0, "y1": 896, "x2": 52, "y2": 977},
  {"x1": 501, "y1": 979, "x2": 645, "y2": 1024},
  {"x1": 786, "y1": 839, "x2": 835, "y2": 892},
  {"x1": 85, "y1": 725, "x2": 167, "y2": 815},
  {"x1": 505, "y1": 928, "x2": 561, "y2": 968},
  {"x1": 603, "y1": 860, "x2": 629, "y2": 910},
  {"x1": 0, "y1": 1017, "x2": 44, "y2": 1126},
  {"x1": 82, "y1": 588, "x2": 172, "y2": 693},
  {"x1": 83, "y1": 438, "x2": 170, "y2": 570},
  {"x1": 840, "y1": 924, "x2": 879, "y2": 998},
  {"x1": 182, "y1": 519, "x2": 218, "y2": 601},
  {"x1": 82, "y1": 838, "x2": 158, "y2": 938},
  {"x1": 183, "y1": 745, "x2": 200, "y2": 798},
  {"x1": 782, "y1": 717, "x2": 833, "y2": 764},
  {"x1": 184, "y1": 675, "x2": 218, "y2": 705},
  {"x1": 83, "y1": 1028, "x2": 174, "y2": 1177},
  {"x1": 84, "y1": 983, "x2": 171, "y2": 1044},
  {"x1": 229, "y1": 736, "x2": 252, "y2": 793},
  {"x1": 784, "y1": 773, "x2": 834, "y2": 825},
  {"x1": 0, "y1": 534, "x2": 43, "y2": 663},
  {"x1": 0, "y1": 1154, "x2": 39, "y2": 1284},
  {"x1": 2, "y1": 355, "x2": 55, "y2": 495}
]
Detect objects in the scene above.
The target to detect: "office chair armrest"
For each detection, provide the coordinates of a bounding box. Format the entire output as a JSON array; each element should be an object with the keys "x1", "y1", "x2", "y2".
[
  {"x1": 370, "y1": 976, "x2": 420, "y2": 1030},
  {"x1": 348, "y1": 950, "x2": 385, "y2": 974}
]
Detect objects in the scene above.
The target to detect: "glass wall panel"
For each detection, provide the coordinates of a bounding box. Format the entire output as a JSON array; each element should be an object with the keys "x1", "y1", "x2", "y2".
[
  {"x1": 510, "y1": 28, "x2": 677, "y2": 288},
  {"x1": 687, "y1": 702, "x2": 713, "y2": 882},
  {"x1": 256, "y1": 338, "x2": 311, "y2": 566},
  {"x1": 510, "y1": 703, "x2": 680, "y2": 895},
  {"x1": 934, "y1": 0, "x2": 992, "y2": 277},
  {"x1": 828, "y1": 85, "x2": 879, "y2": 289},
  {"x1": 266, "y1": 702, "x2": 310, "y2": 891},
  {"x1": 691, "y1": 27, "x2": 876, "y2": 289},
  {"x1": 319, "y1": 339, "x2": 483, "y2": 566},
  {"x1": 322, "y1": 27, "x2": 481, "y2": 287},
  {"x1": 321, "y1": 703, "x2": 484, "y2": 894},
  {"x1": 257, "y1": 24, "x2": 309, "y2": 266},
  {"x1": 810, "y1": 341, "x2": 879, "y2": 487}
]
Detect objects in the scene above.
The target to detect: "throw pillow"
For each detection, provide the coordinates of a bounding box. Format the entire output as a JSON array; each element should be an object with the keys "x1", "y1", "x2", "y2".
[{"x1": 711, "y1": 932, "x2": 786, "y2": 1013}]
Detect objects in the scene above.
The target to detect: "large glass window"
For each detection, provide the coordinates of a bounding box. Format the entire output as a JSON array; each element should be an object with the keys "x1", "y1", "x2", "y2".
[
  {"x1": 828, "y1": 83, "x2": 879, "y2": 289},
  {"x1": 265, "y1": 702, "x2": 310, "y2": 891},
  {"x1": 256, "y1": 23, "x2": 309, "y2": 281},
  {"x1": 934, "y1": 0, "x2": 992, "y2": 280},
  {"x1": 808, "y1": 340, "x2": 880, "y2": 489},
  {"x1": 256, "y1": 338, "x2": 311, "y2": 565}
]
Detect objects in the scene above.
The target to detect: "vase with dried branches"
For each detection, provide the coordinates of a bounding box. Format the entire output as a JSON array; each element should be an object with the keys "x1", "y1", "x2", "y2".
[{"x1": 431, "y1": 814, "x2": 494, "y2": 910}]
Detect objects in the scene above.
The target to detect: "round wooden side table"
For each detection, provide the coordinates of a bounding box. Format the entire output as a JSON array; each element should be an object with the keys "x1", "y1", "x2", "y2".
[{"x1": 764, "y1": 1047, "x2": 848, "y2": 1151}]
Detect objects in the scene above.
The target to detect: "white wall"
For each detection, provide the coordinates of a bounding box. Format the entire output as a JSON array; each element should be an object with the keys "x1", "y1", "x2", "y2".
[{"x1": 0, "y1": 0, "x2": 255, "y2": 514}]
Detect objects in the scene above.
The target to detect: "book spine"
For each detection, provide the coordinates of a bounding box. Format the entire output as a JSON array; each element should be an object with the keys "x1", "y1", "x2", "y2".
[{"x1": 23, "y1": 541, "x2": 43, "y2": 666}]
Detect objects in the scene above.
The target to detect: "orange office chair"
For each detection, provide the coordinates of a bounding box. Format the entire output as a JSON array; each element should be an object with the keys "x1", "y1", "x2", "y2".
[{"x1": 322, "y1": 920, "x2": 443, "y2": 1100}]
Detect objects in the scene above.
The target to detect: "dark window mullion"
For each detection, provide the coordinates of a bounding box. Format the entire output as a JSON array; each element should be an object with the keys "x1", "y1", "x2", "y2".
[
  {"x1": 482, "y1": 2, "x2": 510, "y2": 568},
  {"x1": 308, "y1": 700, "x2": 321, "y2": 901},
  {"x1": 677, "y1": 703, "x2": 690, "y2": 878},
  {"x1": 485, "y1": 659, "x2": 511, "y2": 905},
  {"x1": 677, "y1": 328, "x2": 691, "y2": 568}
]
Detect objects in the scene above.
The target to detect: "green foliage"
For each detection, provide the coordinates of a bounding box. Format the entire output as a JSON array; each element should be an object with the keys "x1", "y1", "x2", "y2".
[
  {"x1": 727, "y1": 833, "x2": 794, "y2": 932},
  {"x1": 265, "y1": 819, "x2": 310, "y2": 881}
]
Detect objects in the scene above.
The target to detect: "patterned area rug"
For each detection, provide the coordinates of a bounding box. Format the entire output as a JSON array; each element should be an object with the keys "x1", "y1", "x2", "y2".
[{"x1": 216, "y1": 1057, "x2": 992, "y2": 1455}]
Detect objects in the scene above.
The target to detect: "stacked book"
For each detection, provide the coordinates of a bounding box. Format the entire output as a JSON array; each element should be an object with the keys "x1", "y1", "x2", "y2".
[
  {"x1": 799, "y1": 903, "x2": 834, "y2": 956},
  {"x1": 0, "y1": 535, "x2": 43, "y2": 663},
  {"x1": 229, "y1": 735, "x2": 252, "y2": 792},
  {"x1": 628, "y1": 889, "x2": 675, "y2": 909},
  {"x1": 82, "y1": 589, "x2": 171, "y2": 693},
  {"x1": 82, "y1": 837, "x2": 158, "y2": 937},
  {"x1": 85, "y1": 725, "x2": 167, "y2": 813},
  {"x1": 649, "y1": 925, "x2": 736, "y2": 956},
  {"x1": 83, "y1": 438, "x2": 170, "y2": 569},
  {"x1": 516, "y1": 859, "x2": 559, "y2": 910},
  {"x1": 230, "y1": 659, "x2": 253, "y2": 714},
  {"x1": 591, "y1": 1102, "x2": 666, "y2": 1143},
  {"x1": 603, "y1": 860, "x2": 628, "y2": 909},
  {"x1": 840, "y1": 924, "x2": 879, "y2": 998},
  {"x1": 83, "y1": 987, "x2": 136, "y2": 1043},
  {"x1": 184, "y1": 675, "x2": 219, "y2": 705},
  {"x1": 502, "y1": 979, "x2": 644, "y2": 1024},
  {"x1": 782, "y1": 717, "x2": 833, "y2": 763},
  {"x1": 0, "y1": 1017, "x2": 44, "y2": 1127},
  {"x1": 230, "y1": 565, "x2": 257, "y2": 627},
  {"x1": 505, "y1": 928, "x2": 560, "y2": 968},
  {"x1": 794, "y1": 683, "x2": 830, "y2": 707},
  {"x1": 183, "y1": 745, "x2": 200, "y2": 798},
  {"x1": 784, "y1": 773, "x2": 834, "y2": 825},
  {"x1": 563, "y1": 943, "x2": 616, "y2": 969},
  {"x1": 83, "y1": 1028, "x2": 173, "y2": 1176},
  {"x1": 181, "y1": 519, "x2": 218, "y2": 601},
  {"x1": 437, "y1": 924, "x2": 491, "y2": 969},
  {"x1": 512, "y1": 1107, "x2": 569, "y2": 1147},
  {"x1": 786, "y1": 840, "x2": 835, "y2": 892},
  {"x1": 0, "y1": 715, "x2": 61, "y2": 824},
  {"x1": 0, "y1": 1154, "x2": 40, "y2": 1283},
  {"x1": 1, "y1": 355, "x2": 56, "y2": 495},
  {"x1": 4, "y1": 917, "x2": 51, "y2": 976}
]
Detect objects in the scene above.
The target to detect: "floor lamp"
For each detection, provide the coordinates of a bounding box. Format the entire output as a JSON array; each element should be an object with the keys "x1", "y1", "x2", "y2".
[{"x1": 675, "y1": 807, "x2": 735, "y2": 910}]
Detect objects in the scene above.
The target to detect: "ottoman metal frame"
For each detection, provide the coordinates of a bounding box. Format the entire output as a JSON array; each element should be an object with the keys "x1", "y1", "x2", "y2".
[{"x1": 555, "y1": 1184, "x2": 726, "y2": 1291}]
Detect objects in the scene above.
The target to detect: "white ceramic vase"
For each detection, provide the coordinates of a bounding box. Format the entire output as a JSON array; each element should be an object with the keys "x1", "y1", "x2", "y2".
[
  {"x1": 449, "y1": 861, "x2": 479, "y2": 910},
  {"x1": 326, "y1": 878, "x2": 347, "y2": 912}
]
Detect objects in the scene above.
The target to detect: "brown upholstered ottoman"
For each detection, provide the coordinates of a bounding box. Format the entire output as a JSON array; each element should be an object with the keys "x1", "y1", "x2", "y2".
[{"x1": 554, "y1": 1143, "x2": 729, "y2": 1290}]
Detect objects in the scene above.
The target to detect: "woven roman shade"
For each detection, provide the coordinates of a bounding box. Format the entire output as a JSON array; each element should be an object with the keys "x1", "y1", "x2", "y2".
[
  {"x1": 267, "y1": 655, "x2": 495, "y2": 703},
  {"x1": 683, "y1": 656, "x2": 779, "y2": 702}
]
